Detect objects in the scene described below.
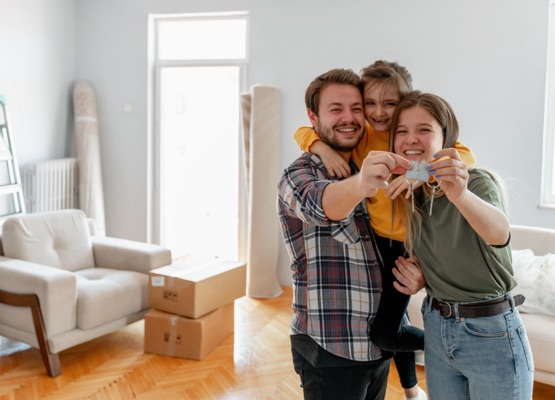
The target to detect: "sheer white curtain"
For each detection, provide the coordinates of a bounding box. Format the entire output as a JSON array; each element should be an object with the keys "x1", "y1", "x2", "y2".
[
  {"x1": 239, "y1": 84, "x2": 283, "y2": 298},
  {"x1": 73, "y1": 81, "x2": 106, "y2": 236}
]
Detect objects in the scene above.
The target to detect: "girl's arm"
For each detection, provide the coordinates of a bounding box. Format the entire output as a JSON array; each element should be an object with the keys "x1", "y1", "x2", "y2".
[
  {"x1": 454, "y1": 141, "x2": 476, "y2": 168},
  {"x1": 293, "y1": 126, "x2": 350, "y2": 177}
]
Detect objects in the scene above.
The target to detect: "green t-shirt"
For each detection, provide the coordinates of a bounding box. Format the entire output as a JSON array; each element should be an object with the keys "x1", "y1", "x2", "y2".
[{"x1": 415, "y1": 169, "x2": 516, "y2": 302}]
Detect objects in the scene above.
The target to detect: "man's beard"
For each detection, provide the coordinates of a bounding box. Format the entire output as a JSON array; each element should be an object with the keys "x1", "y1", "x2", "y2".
[{"x1": 316, "y1": 122, "x2": 365, "y2": 152}]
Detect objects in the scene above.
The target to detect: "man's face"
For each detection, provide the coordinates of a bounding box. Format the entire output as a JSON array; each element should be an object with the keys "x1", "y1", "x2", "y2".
[{"x1": 308, "y1": 83, "x2": 366, "y2": 153}]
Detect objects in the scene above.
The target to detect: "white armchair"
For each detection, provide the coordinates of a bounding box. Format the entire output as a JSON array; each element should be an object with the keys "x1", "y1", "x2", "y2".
[{"x1": 0, "y1": 209, "x2": 172, "y2": 377}]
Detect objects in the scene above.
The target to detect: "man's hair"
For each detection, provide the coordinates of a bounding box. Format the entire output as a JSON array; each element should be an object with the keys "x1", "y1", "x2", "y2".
[
  {"x1": 304, "y1": 68, "x2": 362, "y2": 116},
  {"x1": 360, "y1": 60, "x2": 413, "y2": 99}
]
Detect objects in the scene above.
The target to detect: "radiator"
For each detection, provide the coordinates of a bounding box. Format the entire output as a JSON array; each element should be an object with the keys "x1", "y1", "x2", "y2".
[{"x1": 21, "y1": 158, "x2": 78, "y2": 213}]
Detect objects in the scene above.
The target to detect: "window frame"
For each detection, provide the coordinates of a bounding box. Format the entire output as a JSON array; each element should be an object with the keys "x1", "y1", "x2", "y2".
[
  {"x1": 148, "y1": 11, "x2": 249, "y2": 245},
  {"x1": 541, "y1": 0, "x2": 555, "y2": 208}
]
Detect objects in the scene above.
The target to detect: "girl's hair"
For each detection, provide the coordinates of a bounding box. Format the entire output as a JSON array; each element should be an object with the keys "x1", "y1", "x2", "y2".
[{"x1": 360, "y1": 60, "x2": 413, "y2": 98}]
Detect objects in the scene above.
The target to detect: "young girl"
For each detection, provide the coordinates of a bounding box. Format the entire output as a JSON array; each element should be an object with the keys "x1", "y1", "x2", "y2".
[
  {"x1": 387, "y1": 91, "x2": 533, "y2": 400},
  {"x1": 293, "y1": 60, "x2": 476, "y2": 400}
]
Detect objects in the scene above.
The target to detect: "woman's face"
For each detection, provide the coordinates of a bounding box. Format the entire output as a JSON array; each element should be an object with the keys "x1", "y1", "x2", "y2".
[
  {"x1": 363, "y1": 82, "x2": 400, "y2": 132},
  {"x1": 393, "y1": 105, "x2": 444, "y2": 162}
]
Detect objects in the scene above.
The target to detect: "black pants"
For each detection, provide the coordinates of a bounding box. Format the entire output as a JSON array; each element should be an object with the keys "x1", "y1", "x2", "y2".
[
  {"x1": 371, "y1": 235, "x2": 425, "y2": 389},
  {"x1": 292, "y1": 347, "x2": 390, "y2": 400}
]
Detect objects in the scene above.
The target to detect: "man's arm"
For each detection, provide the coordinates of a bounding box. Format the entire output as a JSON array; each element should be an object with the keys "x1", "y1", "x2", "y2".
[{"x1": 323, "y1": 151, "x2": 412, "y2": 220}]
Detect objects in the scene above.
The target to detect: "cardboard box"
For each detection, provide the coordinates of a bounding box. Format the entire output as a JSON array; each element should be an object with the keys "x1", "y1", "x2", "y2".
[
  {"x1": 148, "y1": 256, "x2": 246, "y2": 318},
  {"x1": 144, "y1": 302, "x2": 234, "y2": 360}
]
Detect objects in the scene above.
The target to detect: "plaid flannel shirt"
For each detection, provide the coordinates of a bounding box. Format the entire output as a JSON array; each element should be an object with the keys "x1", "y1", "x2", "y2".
[{"x1": 277, "y1": 153, "x2": 383, "y2": 362}]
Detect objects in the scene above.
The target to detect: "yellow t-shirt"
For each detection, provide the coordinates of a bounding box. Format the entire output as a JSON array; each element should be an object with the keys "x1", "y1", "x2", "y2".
[{"x1": 293, "y1": 122, "x2": 476, "y2": 241}]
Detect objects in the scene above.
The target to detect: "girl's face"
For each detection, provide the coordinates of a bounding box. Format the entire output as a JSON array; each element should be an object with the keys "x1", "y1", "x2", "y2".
[
  {"x1": 393, "y1": 106, "x2": 444, "y2": 162},
  {"x1": 363, "y1": 82, "x2": 400, "y2": 131}
]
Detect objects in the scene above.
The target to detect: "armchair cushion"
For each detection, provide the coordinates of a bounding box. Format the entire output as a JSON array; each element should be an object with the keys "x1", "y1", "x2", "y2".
[
  {"x1": 75, "y1": 268, "x2": 148, "y2": 329},
  {"x1": 2, "y1": 209, "x2": 95, "y2": 272}
]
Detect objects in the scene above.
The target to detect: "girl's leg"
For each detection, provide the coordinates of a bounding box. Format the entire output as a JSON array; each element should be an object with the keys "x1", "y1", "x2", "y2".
[
  {"x1": 371, "y1": 235, "x2": 424, "y2": 352},
  {"x1": 393, "y1": 351, "x2": 418, "y2": 390},
  {"x1": 371, "y1": 235, "x2": 425, "y2": 395}
]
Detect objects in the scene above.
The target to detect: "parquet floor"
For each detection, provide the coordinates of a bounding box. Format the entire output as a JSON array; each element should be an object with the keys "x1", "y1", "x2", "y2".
[{"x1": 0, "y1": 286, "x2": 554, "y2": 399}]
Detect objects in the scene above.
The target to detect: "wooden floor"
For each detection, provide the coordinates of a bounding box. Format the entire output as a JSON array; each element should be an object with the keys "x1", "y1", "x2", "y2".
[{"x1": 0, "y1": 286, "x2": 553, "y2": 399}]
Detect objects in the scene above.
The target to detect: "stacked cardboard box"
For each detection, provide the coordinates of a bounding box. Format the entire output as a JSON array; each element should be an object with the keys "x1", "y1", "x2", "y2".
[{"x1": 144, "y1": 255, "x2": 246, "y2": 360}]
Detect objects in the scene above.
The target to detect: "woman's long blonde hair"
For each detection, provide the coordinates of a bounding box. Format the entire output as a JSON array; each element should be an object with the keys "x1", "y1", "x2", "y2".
[{"x1": 389, "y1": 91, "x2": 459, "y2": 256}]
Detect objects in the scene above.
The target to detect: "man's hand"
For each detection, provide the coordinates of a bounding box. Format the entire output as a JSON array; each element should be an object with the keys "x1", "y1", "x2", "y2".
[
  {"x1": 357, "y1": 151, "x2": 413, "y2": 198},
  {"x1": 392, "y1": 255, "x2": 426, "y2": 295}
]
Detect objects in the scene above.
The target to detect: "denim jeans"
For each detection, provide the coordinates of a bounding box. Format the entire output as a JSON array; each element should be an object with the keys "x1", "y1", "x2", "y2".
[{"x1": 422, "y1": 295, "x2": 534, "y2": 400}]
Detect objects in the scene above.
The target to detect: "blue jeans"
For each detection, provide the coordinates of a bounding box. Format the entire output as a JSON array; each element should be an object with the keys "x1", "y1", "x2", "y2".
[{"x1": 422, "y1": 295, "x2": 534, "y2": 400}]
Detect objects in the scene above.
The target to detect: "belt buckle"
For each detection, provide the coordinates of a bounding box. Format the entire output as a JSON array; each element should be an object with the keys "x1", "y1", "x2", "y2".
[{"x1": 439, "y1": 301, "x2": 453, "y2": 318}]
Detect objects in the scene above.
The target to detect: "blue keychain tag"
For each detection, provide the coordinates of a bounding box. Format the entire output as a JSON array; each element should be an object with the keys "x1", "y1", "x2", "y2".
[{"x1": 405, "y1": 160, "x2": 430, "y2": 183}]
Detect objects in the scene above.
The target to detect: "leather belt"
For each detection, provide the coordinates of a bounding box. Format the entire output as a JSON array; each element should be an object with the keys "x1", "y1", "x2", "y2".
[{"x1": 430, "y1": 294, "x2": 525, "y2": 318}]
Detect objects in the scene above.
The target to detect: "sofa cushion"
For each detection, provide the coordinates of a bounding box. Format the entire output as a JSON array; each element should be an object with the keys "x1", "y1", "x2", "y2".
[
  {"x1": 2, "y1": 209, "x2": 95, "y2": 272},
  {"x1": 512, "y1": 249, "x2": 555, "y2": 316},
  {"x1": 74, "y1": 268, "x2": 148, "y2": 330}
]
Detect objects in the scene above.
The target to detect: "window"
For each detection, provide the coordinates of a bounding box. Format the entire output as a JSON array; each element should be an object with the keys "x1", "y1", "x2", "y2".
[
  {"x1": 542, "y1": 0, "x2": 555, "y2": 207},
  {"x1": 158, "y1": 18, "x2": 246, "y2": 60},
  {"x1": 150, "y1": 12, "x2": 248, "y2": 259}
]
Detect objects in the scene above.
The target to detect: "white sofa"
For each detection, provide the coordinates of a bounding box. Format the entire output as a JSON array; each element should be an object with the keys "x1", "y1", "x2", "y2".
[{"x1": 407, "y1": 224, "x2": 555, "y2": 387}]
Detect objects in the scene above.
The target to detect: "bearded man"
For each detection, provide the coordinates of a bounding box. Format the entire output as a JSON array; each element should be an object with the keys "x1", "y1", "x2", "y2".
[{"x1": 277, "y1": 68, "x2": 418, "y2": 400}]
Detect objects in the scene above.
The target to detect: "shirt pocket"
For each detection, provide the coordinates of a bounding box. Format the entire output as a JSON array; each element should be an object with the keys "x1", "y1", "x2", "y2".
[{"x1": 331, "y1": 218, "x2": 363, "y2": 245}]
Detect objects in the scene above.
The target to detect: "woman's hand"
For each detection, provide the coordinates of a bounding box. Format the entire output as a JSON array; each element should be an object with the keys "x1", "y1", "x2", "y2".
[
  {"x1": 360, "y1": 151, "x2": 413, "y2": 198},
  {"x1": 427, "y1": 148, "x2": 469, "y2": 204},
  {"x1": 428, "y1": 148, "x2": 510, "y2": 245}
]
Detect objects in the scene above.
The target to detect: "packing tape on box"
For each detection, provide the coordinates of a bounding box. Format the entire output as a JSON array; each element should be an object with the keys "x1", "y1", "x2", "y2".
[{"x1": 166, "y1": 314, "x2": 180, "y2": 356}]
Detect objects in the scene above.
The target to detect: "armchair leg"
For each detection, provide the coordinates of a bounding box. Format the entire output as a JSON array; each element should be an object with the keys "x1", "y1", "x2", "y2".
[{"x1": 0, "y1": 289, "x2": 61, "y2": 377}]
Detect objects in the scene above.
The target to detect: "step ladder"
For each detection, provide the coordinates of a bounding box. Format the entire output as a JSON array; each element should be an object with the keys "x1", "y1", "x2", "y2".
[{"x1": 0, "y1": 96, "x2": 26, "y2": 218}]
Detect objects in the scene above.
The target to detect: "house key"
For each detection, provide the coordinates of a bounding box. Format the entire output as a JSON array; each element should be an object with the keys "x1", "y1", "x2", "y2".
[
  {"x1": 405, "y1": 160, "x2": 429, "y2": 213},
  {"x1": 404, "y1": 160, "x2": 441, "y2": 215}
]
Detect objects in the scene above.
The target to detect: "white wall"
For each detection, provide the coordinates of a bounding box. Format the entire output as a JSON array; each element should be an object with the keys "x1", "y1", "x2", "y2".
[
  {"x1": 75, "y1": 0, "x2": 555, "y2": 284},
  {"x1": 3, "y1": 1, "x2": 552, "y2": 285},
  {"x1": 0, "y1": 0, "x2": 76, "y2": 164}
]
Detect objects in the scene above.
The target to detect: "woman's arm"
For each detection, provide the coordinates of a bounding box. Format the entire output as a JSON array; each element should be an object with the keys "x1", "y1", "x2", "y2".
[{"x1": 429, "y1": 148, "x2": 509, "y2": 245}]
